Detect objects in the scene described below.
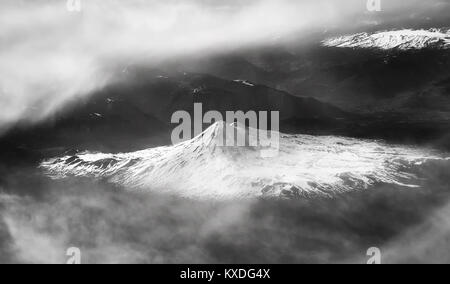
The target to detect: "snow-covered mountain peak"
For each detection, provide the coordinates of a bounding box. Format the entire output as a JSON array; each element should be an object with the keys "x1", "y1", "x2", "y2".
[
  {"x1": 178, "y1": 121, "x2": 265, "y2": 154},
  {"x1": 323, "y1": 29, "x2": 450, "y2": 50},
  {"x1": 40, "y1": 123, "x2": 449, "y2": 200}
]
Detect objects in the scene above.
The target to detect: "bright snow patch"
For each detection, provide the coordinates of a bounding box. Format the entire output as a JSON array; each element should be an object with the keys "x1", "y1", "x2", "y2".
[
  {"x1": 323, "y1": 29, "x2": 450, "y2": 50},
  {"x1": 234, "y1": 80, "x2": 255, "y2": 87}
]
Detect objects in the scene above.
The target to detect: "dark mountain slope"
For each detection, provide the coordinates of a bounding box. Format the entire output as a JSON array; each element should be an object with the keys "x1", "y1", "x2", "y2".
[
  {"x1": 181, "y1": 45, "x2": 450, "y2": 113},
  {"x1": 0, "y1": 71, "x2": 351, "y2": 162}
]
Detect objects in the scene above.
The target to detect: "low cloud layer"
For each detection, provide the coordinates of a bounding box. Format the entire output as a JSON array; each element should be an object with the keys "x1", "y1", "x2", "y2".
[
  {"x1": 1, "y1": 159, "x2": 450, "y2": 264},
  {"x1": 0, "y1": 0, "x2": 448, "y2": 132}
]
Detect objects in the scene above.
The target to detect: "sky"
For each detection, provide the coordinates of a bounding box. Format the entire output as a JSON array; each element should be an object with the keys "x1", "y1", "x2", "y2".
[{"x1": 0, "y1": 0, "x2": 449, "y2": 132}]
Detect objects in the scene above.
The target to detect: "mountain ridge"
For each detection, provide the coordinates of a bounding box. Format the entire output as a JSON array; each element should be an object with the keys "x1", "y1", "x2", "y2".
[
  {"x1": 0, "y1": 72, "x2": 350, "y2": 158},
  {"x1": 323, "y1": 28, "x2": 450, "y2": 50}
]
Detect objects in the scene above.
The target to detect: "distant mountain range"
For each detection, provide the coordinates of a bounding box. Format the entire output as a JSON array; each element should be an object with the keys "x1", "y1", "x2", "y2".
[
  {"x1": 322, "y1": 29, "x2": 450, "y2": 50},
  {"x1": 180, "y1": 35, "x2": 450, "y2": 113}
]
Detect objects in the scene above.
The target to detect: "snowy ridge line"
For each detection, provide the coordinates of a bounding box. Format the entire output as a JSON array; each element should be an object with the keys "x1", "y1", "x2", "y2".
[
  {"x1": 40, "y1": 122, "x2": 449, "y2": 200},
  {"x1": 323, "y1": 29, "x2": 450, "y2": 50}
]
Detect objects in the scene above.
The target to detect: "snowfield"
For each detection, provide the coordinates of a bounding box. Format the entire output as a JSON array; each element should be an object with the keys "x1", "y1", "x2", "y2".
[{"x1": 323, "y1": 29, "x2": 450, "y2": 50}]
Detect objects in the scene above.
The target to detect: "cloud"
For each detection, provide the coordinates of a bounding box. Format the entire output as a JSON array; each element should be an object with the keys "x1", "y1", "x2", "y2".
[
  {"x1": 2, "y1": 127, "x2": 447, "y2": 264},
  {"x1": 2, "y1": 157, "x2": 450, "y2": 264},
  {"x1": 0, "y1": 0, "x2": 447, "y2": 132},
  {"x1": 381, "y1": 201, "x2": 450, "y2": 264},
  {"x1": 0, "y1": 181, "x2": 255, "y2": 264}
]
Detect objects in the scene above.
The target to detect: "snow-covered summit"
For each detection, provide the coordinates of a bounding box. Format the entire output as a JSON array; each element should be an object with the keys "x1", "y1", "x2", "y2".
[{"x1": 323, "y1": 29, "x2": 450, "y2": 50}]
